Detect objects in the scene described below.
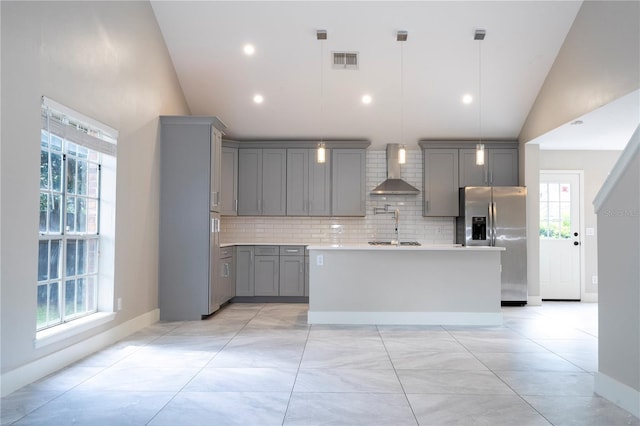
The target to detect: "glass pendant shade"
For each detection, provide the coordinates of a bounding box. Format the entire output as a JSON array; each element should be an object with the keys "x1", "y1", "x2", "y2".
[{"x1": 476, "y1": 143, "x2": 485, "y2": 166}]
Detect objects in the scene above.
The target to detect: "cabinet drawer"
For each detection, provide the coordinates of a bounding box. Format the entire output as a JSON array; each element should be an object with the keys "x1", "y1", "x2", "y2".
[
  {"x1": 255, "y1": 245, "x2": 279, "y2": 256},
  {"x1": 220, "y1": 246, "x2": 234, "y2": 258},
  {"x1": 279, "y1": 246, "x2": 304, "y2": 256}
]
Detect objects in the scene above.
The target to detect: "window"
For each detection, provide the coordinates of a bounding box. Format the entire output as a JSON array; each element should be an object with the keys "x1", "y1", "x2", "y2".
[
  {"x1": 37, "y1": 98, "x2": 117, "y2": 331},
  {"x1": 539, "y1": 182, "x2": 571, "y2": 239}
]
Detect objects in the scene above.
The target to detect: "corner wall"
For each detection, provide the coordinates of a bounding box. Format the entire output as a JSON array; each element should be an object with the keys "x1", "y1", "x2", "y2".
[{"x1": 0, "y1": 1, "x2": 189, "y2": 392}]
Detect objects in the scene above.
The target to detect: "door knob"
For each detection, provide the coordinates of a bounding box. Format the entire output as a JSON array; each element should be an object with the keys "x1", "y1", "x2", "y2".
[{"x1": 573, "y1": 241, "x2": 579, "y2": 246}]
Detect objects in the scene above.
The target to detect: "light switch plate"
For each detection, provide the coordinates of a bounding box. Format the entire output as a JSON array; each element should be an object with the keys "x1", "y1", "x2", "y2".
[
  {"x1": 316, "y1": 255, "x2": 324, "y2": 266},
  {"x1": 586, "y1": 227, "x2": 595, "y2": 236}
]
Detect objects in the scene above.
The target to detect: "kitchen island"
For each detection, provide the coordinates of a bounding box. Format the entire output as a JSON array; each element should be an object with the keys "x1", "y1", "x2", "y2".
[{"x1": 306, "y1": 244, "x2": 505, "y2": 326}]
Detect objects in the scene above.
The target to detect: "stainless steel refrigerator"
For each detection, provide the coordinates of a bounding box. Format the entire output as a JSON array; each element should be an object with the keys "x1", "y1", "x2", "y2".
[{"x1": 456, "y1": 186, "x2": 528, "y2": 305}]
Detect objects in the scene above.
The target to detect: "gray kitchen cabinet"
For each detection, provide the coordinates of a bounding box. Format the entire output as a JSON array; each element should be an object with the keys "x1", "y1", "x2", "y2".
[
  {"x1": 238, "y1": 149, "x2": 287, "y2": 216},
  {"x1": 459, "y1": 147, "x2": 518, "y2": 187},
  {"x1": 210, "y1": 127, "x2": 222, "y2": 212},
  {"x1": 235, "y1": 246, "x2": 255, "y2": 297},
  {"x1": 158, "y1": 116, "x2": 226, "y2": 321},
  {"x1": 423, "y1": 148, "x2": 459, "y2": 216},
  {"x1": 287, "y1": 149, "x2": 331, "y2": 216},
  {"x1": 279, "y1": 246, "x2": 305, "y2": 296},
  {"x1": 220, "y1": 146, "x2": 238, "y2": 215},
  {"x1": 219, "y1": 246, "x2": 235, "y2": 305},
  {"x1": 305, "y1": 254, "x2": 309, "y2": 296},
  {"x1": 331, "y1": 149, "x2": 366, "y2": 216},
  {"x1": 254, "y1": 252, "x2": 280, "y2": 296}
]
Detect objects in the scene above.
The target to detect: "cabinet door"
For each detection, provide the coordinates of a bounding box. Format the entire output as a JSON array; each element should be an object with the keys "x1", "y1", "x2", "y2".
[
  {"x1": 220, "y1": 147, "x2": 238, "y2": 215},
  {"x1": 238, "y1": 149, "x2": 262, "y2": 215},
  {"x1": 489, "y1": 148, "x2": 518, "y2": 186},
  {"x1": 305, "y1": 255, "x2": 309, "y2": 296},
  {"x1": 459, "y1": 148, "x2": 487, "y2": 187},
  {"x1": 423, "y1": 149, "x2": 459, "y2": 217},
  {"x1": 332, "y1": 149, "x2": 366, "y2": 216},
  {"x1": 308, "y1": 149, "x2": 331, "y2": 216},
  {"x1": 286, "y1": 149, "x2": 309, "y2": 215},
  {"x1": 254, "y1": 255, "x2": 280, "y2": 296},
  {"x1": 235, "y1": 246, "x2": 255, "y2": 296},
  {"x1": 279, "y1": 256, "x2": 304, "y2": 296},
  {"x1": 261, "y1": 149, "x2": 287, "y2": 215},
  {"x1": 210, "y1": 128, "x2": 222, "y2": 212}
]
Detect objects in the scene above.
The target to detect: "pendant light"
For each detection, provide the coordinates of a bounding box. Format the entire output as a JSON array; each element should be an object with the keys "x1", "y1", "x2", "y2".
[
  {"x1": 398, "y1": 31, "x2": 407, "y2": 165},
  {"x1": 317, "y1": 30, "x2": 327, "y2": 163},
  {"x1": 475, "y1": 29, "x2": 486, "y2": 166}
]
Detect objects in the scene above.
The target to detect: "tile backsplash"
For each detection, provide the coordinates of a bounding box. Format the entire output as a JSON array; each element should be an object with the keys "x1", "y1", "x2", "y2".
[{"x1": 221, "y1": 149, "x2": 455, "y2": 244}]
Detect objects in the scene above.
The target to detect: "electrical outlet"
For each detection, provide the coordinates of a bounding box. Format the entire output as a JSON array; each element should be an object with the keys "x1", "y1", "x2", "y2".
[
  {"x1": 316, "y1": 255, "x2": 324, "y2": 266},
  {"x1": 592, "y1": 275, "x2": 598, "y2": 285},
  {"x1": 117, "y1": 297, "x2": 123, "y2": 311}
]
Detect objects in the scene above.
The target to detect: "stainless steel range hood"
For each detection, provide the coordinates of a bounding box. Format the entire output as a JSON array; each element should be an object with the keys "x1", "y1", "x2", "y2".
[{"x1": 371, "y1": 144, "x2": 420, "y2": 195}]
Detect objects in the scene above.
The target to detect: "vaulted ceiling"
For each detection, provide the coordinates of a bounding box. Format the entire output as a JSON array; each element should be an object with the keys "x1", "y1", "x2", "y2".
[{"x1": 151, "y1": 1, "x2": 626, "y2": 150}]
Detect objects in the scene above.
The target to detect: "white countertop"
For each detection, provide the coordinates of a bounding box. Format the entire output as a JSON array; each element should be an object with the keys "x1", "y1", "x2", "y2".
[{"x1": 306, "y1": 244, "x2": 505, "y2": 251}]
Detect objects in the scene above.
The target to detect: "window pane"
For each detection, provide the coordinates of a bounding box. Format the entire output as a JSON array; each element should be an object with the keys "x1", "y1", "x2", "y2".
[
  {"x1": 38, "y1": 241, "x2": 49, "y2": 281},
  {"x1": 40, "y1": 193, "x2": 49, "y2": 233},
  {"x1": 49, "y1": 240, "x2": 61, "y2": 279},
  {"x1": 67, "y1": 157, "x2": 76, "y2": 194},
  {"x1": 549, "y1": 183, "x2": 559, "y2": 202},
  {"x1": 40, "y1": 150, "x2": 49, "y2": 189},
  {"x1": 77, "y1": 160, "x2": 88, "y2": 195},
  {"x1": 76, "y1": 198, "x2": 87, "y2": 232},
  {"x1": 548, "y1": 201, "x2": 560, "y2": 221},
  {"x1": 37, "y1": 284, "x2": 49, "y2": 327},
  {"x1": 560, "y1": 183, "x2": 571, "y2": 202},
  {"x1": 67, "y1": 142, "x2": 78, "y2": 156},
  {"x1": 66, "y1": 196, "x2": 76, "y2": 233},
  {"x1": 77, "y1": 145, "x2": 88, "y2": 159},
  {"x1": 87, "y1": 163, "x2": 99, "y2": 198},
  {"x1": 76, "y1": 278, "x2": 86, "y2": 313},
  {"x1": 66, "y1": 239, "x2": 77, "y2": 276},
  {"x1": 86, "y1": 276, "x2": 97, "y2": 312},
  {"x1": 87, "y1": 239, "x2": 99, "y2": 274},
  {"x1": 561, "y1": 202, "x2": 571, "y2": 238},
  {"x1": 539, "y1": 183, "x2": 548, "y2": 202},
  {"x1": 41, "y1": 130, "x2": 49, "y2": 149},
  {"x1": 87, "y1": 198, "x2": 98, "y2": 234},
  {"x1": 51, "y1": 134, "x2": 63, "y2": 151},
  {"x1": 77, "y1": 240, "x2": 86, "y2": 275},
  {"x1": 50, "y1": 194, "x2": 62, "y2": 234},
  {"x1": 49, "y1": 282, "x2": 61, "y2": 323},
  {"x1": 51, "y1": 152, "x2": 63, "y2": 192},
  {"x1": 65, "y1": 280, "x2": 76, "y2": 316}
]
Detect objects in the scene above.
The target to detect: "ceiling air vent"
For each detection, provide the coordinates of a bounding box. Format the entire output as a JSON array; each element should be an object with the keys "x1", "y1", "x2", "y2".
[{"x1": 332, "y1": 52, "x2": 359, "y2": 70}]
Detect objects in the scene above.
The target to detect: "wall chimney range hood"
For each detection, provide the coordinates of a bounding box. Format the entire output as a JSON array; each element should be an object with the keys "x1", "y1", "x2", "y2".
[{"x1": 371, "y1": 144, "x2": 420, "y2": 195}]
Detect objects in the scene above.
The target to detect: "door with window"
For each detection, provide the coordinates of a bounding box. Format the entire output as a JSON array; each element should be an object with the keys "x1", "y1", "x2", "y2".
[{"x1": 539, "y1": 171, "x2": 581, "y2": 300}]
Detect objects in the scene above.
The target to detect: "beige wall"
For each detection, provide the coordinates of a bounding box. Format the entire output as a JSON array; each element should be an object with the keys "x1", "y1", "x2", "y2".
[
  {"x1": 519, "y1": 1, "x2": 640, "y2": 143},
  {"x1": 0, "y1": 1, "x2": 189, "y2": 374},
  {"x1": 539, "y1": 150, "x2": 621, "y2": 296}
]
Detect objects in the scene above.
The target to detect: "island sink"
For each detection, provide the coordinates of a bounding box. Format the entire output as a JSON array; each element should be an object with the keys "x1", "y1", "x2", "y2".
[{"x1": 368, "y1": 241, "x2": 421, "y2": 246}]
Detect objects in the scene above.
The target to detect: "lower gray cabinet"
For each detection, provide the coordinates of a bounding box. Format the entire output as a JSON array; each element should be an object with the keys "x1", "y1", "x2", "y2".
[
  {"x1": 279, "y1": 245, "x2": 305, "y2": 296},
  {"x1": 305, "y1": 253, "x2": 309, "y2": 296},
  {"x1": 254, "y1": 246, "x2": 279, "y2": 296},
  {"x1": 235, "y1": 246, "x2": 254, "y2": 296},
  {"x1": 219, "y1": 246, "x2": 235, "y2": 304}
]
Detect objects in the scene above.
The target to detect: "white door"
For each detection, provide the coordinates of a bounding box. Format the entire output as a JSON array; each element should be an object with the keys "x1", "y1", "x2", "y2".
[{"x1": 539, "y1": 172, "x2": 581, "y2": 300}]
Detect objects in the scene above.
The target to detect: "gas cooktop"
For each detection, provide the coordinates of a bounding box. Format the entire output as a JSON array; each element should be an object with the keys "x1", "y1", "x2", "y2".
[{"x1": 368, "y1": 241, "x2": 421, "y2": 246}]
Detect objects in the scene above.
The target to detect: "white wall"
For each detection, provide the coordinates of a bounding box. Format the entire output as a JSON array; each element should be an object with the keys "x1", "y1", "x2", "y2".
[
  {"x1": 0, "y1": 1, "x2": 189, "y2": 379},
  {"x1": 222, "y1": 149, "x2": 455, "y2": 245},
  {"x1": 539, "y1": 150, "x2": 621, "y2": 297}
]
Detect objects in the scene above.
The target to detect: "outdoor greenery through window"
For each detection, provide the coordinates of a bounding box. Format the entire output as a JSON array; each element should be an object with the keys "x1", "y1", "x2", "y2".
[
  {"x1": 38, "y1": 98, "x2": 117, "y2": 331},
  {"x1": 539, "y1": 182, "x2": 571, "y2": 239}
]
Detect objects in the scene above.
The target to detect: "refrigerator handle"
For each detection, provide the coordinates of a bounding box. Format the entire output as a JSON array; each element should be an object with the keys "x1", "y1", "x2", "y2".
[
  {"x1": 492, "y1": 202, "x2": 497, "y2": 246},
  {"x1": 487, "y1": 203, "x2": 493, "y2": 245}
]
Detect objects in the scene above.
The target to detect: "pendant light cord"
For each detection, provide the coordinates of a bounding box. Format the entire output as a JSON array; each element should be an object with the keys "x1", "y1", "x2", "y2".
[
  {"x1": 320, "y1": 38, "x2": 325, "y2": 146},
  {"x1": 400, "y1": 39, "x2": 404, "y2": 148},
  {"x1": 478, "y1": 38, "x2": 482, "y2": 145}
]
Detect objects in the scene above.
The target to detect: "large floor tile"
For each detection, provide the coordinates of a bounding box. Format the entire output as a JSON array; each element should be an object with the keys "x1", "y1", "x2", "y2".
[
  {"x1": 76, "y1": 367, "x2": 200, "y2": 392},
  {"x1": 0, "y1": 390, "x2": 60, "y2": 426},
  {"x1": 284, "y1": 392, "x2": 417, "y2": 425},
  {"x1": 524, "y1": 395, "x2": 640, "y2": 426},
  {"x1": 113, "y1": 336, "x2": 226, "y2": 368},
  {"x1": 382, "y1": 335, "x2": 469, "y2": 353},
  {"x1": 388, "y1": 350, "x2": 489, "y2": 370},
  {"x1": 207, "y1": 344, "x2": 304, "y2": 368},
  {"x1": 21, "y1": 366, "x2": 104, "y2": 392},
  {"x1": 455, "y1": 336, "x2": 549, "y2": 353},
  {"x1": 495, "y1": 370, "x2": 594, "y2": 396},
  {"x1": 396, "y1": 369, "x2": 515, "y2": 395},
  {"x1": 185, "y1": 368, "x2": 297, "y2": 392},
  {"x1": 294, "y1": 368, "x2": 403, "y2": 393},
  {"x1": 148, "y1": 391, "x2": 290, "y2": 426},
  {"x1": 300, "y1": 339, "x2": 392, "y2": 369},
  {"x1": 10, "y1": 390, "x2": 174, "y2": 426},
  {"x1": 407, "y1": 394, "x2": 551, "y2": 426}
]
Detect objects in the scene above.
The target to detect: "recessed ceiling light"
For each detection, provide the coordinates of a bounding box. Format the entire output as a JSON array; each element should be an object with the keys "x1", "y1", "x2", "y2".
[
  {"x1": 243, "y1": 44, "x2": 255, "y2": 56},
  {"x1": 462, "y1": 94, "x2": 473, "y2": 104},
  {"x1": 253, "y1": 94, "x2": 264, "y2": 104},
  {"x1": 362, "y1": 94, "x2": 372, "y2": 105}
]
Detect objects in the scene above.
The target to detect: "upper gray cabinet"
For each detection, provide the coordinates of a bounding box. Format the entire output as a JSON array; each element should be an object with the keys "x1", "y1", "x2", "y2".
[
  {"x1": 220, "y1": 146, "x2": 238, "y2": 215},
  {"x1": 238, "y1": 148, "x2": 287, "y2": 216},
  {"x1": 332, "y1": 149, "x2": 366, "y2": 216},
  {"x1": 423, "y1": 148, "x2": 459, "y2": 217},
  {"x1": 287, "y1": 148, "x2": 331, "y2": 216},
  {"x1": 210, "y1": 127, "x2": 222, "y2": 212},
  {"x1": 459, "y1": 147, "x2": 518, "y2": 187}
]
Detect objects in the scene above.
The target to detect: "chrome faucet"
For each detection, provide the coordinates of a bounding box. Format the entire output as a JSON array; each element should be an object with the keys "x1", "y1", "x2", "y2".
[
  {"x1": 394, "y1": 208, "x2": 400, "y2": 245},
  {"x1": 373, "y1": 205, "x2": 401, "y2": 245}
]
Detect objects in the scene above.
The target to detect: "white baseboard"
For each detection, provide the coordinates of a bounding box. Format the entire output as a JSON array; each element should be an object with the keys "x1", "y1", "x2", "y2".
[
  {"x1": 1, "y1": 309, "x2": 160, "y2": 397},
  {"x1": 581, "y1": 292, "x2": 598, "y2": 302},
  {"x1": 307, "y1": 311, "x2": 503, "y2": 326},
  {"x1": 595, "y1": 372, "x2": 640, "y2": 418},
  {"x1": 527, "y1": 295, "x2": 542, "y2": 306}
]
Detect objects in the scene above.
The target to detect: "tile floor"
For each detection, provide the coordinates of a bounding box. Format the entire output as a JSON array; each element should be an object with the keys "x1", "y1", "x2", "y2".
[{"x1": 2, "y1": 302, "x2": 639, "y2": 426}]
